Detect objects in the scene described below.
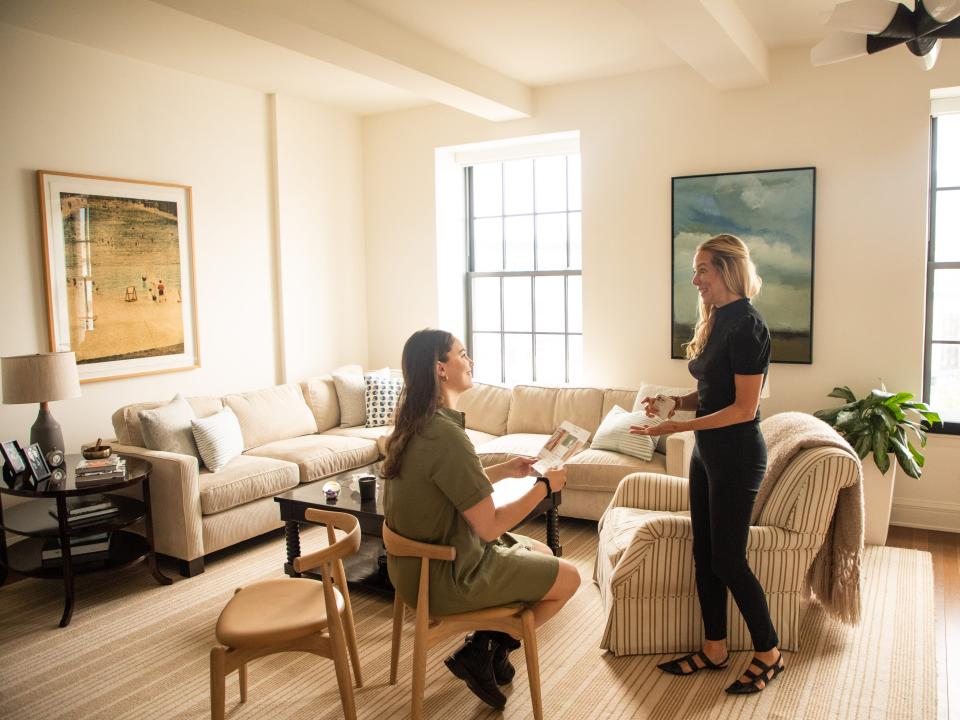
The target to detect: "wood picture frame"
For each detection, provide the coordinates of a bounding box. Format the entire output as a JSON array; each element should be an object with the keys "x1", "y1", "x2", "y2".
[{"x1": 37, "y1": 170, "x2": 200, "y2": 383}]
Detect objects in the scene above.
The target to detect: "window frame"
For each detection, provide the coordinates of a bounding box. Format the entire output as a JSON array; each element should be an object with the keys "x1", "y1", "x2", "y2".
[{"x1": 923, "y1": 115, "x2": 960, "y2": 434}]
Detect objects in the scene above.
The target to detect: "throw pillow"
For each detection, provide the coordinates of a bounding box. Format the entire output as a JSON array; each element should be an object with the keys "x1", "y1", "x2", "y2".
[
  {"x1": 137, "y1": 394, "x2": 200, "y2": 459},
  {"x1": 590, "y1": 405, "x2": 659, "y2": 461},
  {"x1": 191, "y1": 407, "x2": 244, "y2": 472},
  {"x1": 632, "y1": 382, "x2": 696, "y2": 454},
  {"x1": 364, "y1": 374, "x2": 404, "y2": 428},
  {"x1": 332, "y1": 367, "x2": 389, "y2": 427}
]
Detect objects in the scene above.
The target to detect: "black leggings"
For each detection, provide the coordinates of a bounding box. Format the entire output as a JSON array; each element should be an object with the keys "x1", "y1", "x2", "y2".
[{"x1": 689, "y1": 422, "x2": 778, "y2": 652}]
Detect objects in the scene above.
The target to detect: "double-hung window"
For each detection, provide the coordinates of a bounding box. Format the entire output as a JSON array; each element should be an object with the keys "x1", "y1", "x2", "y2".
[
  {"x1": 465, "y1": 154, "x2": 582, "y2": 385},
  {"x1": 924, "y1": 113, "x2": 960, "y2": 433}
]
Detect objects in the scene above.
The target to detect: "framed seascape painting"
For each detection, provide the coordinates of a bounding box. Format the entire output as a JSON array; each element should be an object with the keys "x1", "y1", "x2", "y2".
[
  {"x1": 671, "y1": 167, "x2": 816, "y2": 364},
  {"x1": 38, "y1": 171, "x2": 200, "y2": 382}
]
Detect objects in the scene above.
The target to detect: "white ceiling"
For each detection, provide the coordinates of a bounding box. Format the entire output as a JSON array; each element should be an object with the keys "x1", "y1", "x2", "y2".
[{"x1": 0, "y1": 0, "x2": 853, "y2": 119}]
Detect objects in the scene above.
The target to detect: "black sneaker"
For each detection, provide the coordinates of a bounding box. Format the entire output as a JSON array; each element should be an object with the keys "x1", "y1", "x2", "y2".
[
  {"x1": 478, "y1": 631, "x2": 521, "y2": 685},
  {"x1": 443, "y1": 636, "x2": 507, "y2": 710}
]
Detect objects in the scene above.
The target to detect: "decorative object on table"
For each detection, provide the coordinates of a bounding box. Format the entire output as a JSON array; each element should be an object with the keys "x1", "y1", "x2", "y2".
[
  {"x1": 74, "y1": 455, "x2": 127, "y2": 487},
  {"x1": 357, "y1": 474, "x2": 376, "y2": 502},
  {"x1": 22, "y1": 442, "x2": 52, "y2": 485},
  {"x1": 81, "y1": 438, "x2": 112, "y2": 460},
  {"x1": 671, "y1": 167, "x2": 816, "y2": 364},
  {"x1": 814, "y1": 384, "x2": 941, "y2": 545},
  {"x1": 0, "y1": 439, "x2": 29, "y2": 488},
  {"x1": 322, "y1": 480, "x2": 341, "y2": 502},
  {"x1": 1, "y1": 351, "x2": 81, "y2": 455},
  {"x1": 45, "y1": 448, "x2": 65, "y2": 468},
  {"x1": 813, "y1": 0, "x2": 960, "y2": 71},
  {"x1": 37, "y1": 170, "x2": 200, "y2": 383}
]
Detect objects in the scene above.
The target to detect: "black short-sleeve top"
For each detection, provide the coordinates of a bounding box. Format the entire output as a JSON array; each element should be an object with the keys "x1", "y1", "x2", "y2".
[{"x1": 687, "y1": 297, "x2": 771, "y2": 421}]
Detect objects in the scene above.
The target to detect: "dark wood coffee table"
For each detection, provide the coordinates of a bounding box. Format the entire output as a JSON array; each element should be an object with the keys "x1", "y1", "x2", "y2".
[{"x1": 274, "y1": 464, "x2": 562, "y2": 594}]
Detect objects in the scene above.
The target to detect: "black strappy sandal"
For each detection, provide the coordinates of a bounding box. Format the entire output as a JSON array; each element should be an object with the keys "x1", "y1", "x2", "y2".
[
  {"x1": 657, "y1": 649, "x2": 730, "y2": 676},
  {"x1": 724, "y1": 653, "x2": 785, "y2": 694}
]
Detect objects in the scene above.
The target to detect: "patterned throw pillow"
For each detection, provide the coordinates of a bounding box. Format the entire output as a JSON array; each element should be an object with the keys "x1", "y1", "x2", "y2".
[
  {"x1": 191, "y1": 407, "x2": 244, "y2": 472},
  {"x1": 364, "y1": 375, "x2": 404, "y2": 428},
  {"x1": 590, "y1": 405, "x2": 660, "y2": 461}
]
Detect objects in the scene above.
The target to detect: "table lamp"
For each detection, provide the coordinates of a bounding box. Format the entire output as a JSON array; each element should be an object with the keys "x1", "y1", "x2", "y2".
[{"x1": 1, "y1": 352, "x2": 81, "y2": 455}]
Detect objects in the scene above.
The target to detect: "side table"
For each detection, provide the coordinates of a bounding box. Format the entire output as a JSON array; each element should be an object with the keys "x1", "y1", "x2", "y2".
[{"x1": 0, "y1": 454, "x2": 171, "y2": 627}]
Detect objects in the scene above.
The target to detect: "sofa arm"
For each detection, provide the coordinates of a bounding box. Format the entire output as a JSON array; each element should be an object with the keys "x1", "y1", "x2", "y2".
[
  {"x1": 113, "y1": 443, "x2": 204, "y2": 562},
  {"x1": 664, "y1": 430, "x2": 695, "y2": 478},
  {"x1": 609, "y1": 472, "x2": 690, "y2": 513},
  {"x1": 609, "y1": 513, "x2": 693, "y2": 591}
]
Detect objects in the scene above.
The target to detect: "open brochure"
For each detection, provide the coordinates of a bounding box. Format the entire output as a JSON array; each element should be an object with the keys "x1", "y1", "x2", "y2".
[{"x1": 532, "y1": 421, "x2": 590, "y2": 475}]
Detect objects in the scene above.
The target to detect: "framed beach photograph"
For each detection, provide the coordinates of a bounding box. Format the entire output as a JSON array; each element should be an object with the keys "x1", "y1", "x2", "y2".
[
  {"x1": 38, "y1": 171, "x2": 200, "y2": 382},
  {"x1": 671, "y1": 167, "x2": 816, "y2": 364}
]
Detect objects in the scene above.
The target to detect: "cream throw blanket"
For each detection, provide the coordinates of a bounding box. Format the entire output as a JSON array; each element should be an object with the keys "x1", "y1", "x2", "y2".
[{"x1": 752, "y1": 411, "x2": 864, "y2": 625}]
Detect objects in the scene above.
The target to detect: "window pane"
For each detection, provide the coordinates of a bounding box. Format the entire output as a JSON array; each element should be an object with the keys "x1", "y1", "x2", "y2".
[
  {"x1": 567, "y1": 154, "x2": 581, "y2": 211},
  {"x1": 471, "y1": 332, "x2": 502, "y2": 384},
  {"x1": 568, "y1": 334, "x2": 583, "y2": 384},
  {"x1": 568, "y1": 275, "x2": 582, "y2": 333},
  {"x1": 933, "y1": 269, "x2": 960, "y2": 341},
  {"x1": 503, "y1": 159, "x2": 534, "y2": 215},
  {"x1": 536, "y1": 213, "x2": 567, "y2": 270},
  {"x1": 504, "y1": 215, "x2": 534, "y2": 270},
  {"x1": 504, "y1": 333, "x2": 533, "y2": 385},
  {"x1": 471, "y1": 277, "x2": 501, "y2": 331},
  {"x1": 937, "y1": 114, "x2": 960, "y2": 188},
  {"x1": 472, "y1": 162, "x2": 502, "y2": 217},
  {"x1": 536, "y1": 334, "x2": 566, "y2": 384},
  {"x1": 535, "y1": 276, "x2": 565, "y2": 332},
  {"x1": 535, "y1": 156, "x2": 566, "y2": 213},
  {"x1": 472, "y1": 218, "x2": 503, "y2": 271},
  {"x1": 569, "y1": 212, "x2": 582, "y2": 269},
  {"x1": 935, "y1": 189, "x2": 960, "y2": 262},
  {"x1": 930, "y1": 343, "x2": 960, "y2": 423},
  {"x1": 503, "y1": 276, "x2": 532, "y2": 331}
]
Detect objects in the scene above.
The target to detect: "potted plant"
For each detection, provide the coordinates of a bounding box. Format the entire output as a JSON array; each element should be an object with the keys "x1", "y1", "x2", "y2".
[{"x1": 814, "y1": 385, "x2": 940, "y2": 545}]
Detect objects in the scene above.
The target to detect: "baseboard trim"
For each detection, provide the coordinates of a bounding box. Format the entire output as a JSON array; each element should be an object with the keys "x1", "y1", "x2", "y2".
[{"x1": 890, "y1": 498, "x2": 960, "y2": 534}]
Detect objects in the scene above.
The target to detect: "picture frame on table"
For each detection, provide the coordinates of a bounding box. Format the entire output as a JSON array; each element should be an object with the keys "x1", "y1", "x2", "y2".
[
  {"x1": 0, "y1": 440, "x2": 28, "y2": 488},
  {"x1": 37, "y1": 170, "x2": 200, "y2": 384},
  {"x1": 22, "y1": 442, "x2": 52, "y2": 485}
]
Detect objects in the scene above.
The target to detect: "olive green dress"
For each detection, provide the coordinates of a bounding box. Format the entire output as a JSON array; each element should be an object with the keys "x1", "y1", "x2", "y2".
[{"x1": 384, "y1": 408, "x2": 559, "y2": 616}]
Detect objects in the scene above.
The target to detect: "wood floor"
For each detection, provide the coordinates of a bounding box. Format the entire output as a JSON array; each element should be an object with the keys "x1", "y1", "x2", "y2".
[{"x1": 886, "y1": 526, "x2": 960, "y2": 720}]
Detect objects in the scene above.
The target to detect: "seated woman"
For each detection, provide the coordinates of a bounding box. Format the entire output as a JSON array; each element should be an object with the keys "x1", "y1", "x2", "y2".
[{"x1": 382, "y1": 329, "x2": 581, "y2": 711}]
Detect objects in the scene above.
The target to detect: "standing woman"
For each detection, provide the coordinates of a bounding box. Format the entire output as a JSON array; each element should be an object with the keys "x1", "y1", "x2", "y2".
[
  {"x1": 631, "y1": 234, "x2": 783, "y2": 694},
  {"x1": 382, "y1": 329, "x2": 580, "y2": 711}
]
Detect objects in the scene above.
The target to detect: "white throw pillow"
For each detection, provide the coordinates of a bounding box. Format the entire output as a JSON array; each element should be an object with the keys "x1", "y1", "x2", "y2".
[
  {"x1": 332, "y1": 367, "x2": 388, "y2": 427},
  {"x1": 591, "y1": 405, "x2": 658, "y2": 461},
  {"x1": 191, "y1": 407, "x2": 244, "y2": 472},
  {"x1": 632, "y1": 382, "x2": 696, "y2": 453},
  {"x1": 364, "y1": 375, "x2": 404, "y2": 428},
  {"x1": 137, "y1": 394, "x2": 200, "y2": 459}
]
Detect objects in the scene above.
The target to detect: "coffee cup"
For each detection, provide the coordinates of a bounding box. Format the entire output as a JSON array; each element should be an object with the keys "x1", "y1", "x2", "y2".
[{"x1": 358, "y1": 474, "x2": 376, "y2": 502}]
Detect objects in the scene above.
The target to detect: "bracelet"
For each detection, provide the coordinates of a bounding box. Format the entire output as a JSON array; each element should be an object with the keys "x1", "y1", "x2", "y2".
[{"x1": 535, "y1": 476, "x2": 551, "y2": 496}]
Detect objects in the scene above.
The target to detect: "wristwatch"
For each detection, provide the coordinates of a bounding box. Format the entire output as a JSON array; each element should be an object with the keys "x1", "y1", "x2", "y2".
[{"x1": 535, "y1": 476, "x2": 552, "y2": 496}]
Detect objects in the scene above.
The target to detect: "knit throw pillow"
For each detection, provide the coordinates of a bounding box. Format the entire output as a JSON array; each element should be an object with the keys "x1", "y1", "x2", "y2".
[
  {"x1": 590, "y1": 405, "x2": 659, "y2": 461},
  {"x1": 364, "y1": 375, "x2": 403, "y2": 428}
]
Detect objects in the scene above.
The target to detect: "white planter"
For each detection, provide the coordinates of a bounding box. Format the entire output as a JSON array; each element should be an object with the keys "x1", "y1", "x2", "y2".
[{"x1": 861, "y1": 461, "x2": 897, "y2": 546}]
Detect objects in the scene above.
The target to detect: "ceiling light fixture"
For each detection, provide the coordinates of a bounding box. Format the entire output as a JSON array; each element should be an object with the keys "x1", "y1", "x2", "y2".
[{"x1": 812, "y1": 0, "x2": 960, "y2": 69}]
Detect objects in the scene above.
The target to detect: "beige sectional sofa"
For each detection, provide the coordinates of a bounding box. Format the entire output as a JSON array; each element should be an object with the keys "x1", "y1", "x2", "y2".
[{"x1": 111, "y1": 377, "x2": 694, "y2": 576}]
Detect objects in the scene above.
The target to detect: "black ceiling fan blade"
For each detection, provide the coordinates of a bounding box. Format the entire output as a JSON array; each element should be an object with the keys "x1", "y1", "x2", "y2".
[
  {"x1": 930, "y1": 15, "x2": 960, "y2": 37},
  {"x1": 867, "y1": 34, "x2": 909, "y2": 53},
  {"x1": 875, "y1": 2, "x2": 920, "y2": 38}
]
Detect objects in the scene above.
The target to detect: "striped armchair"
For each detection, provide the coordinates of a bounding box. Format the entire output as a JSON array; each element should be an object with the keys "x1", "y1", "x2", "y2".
[{"x1": 594, "y1": 444, "x2": 860, "y2": 655}]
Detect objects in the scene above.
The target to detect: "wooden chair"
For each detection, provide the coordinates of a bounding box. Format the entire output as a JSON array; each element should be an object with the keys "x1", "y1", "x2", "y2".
[
  {"x1": 210, "y1": 508, "x2": 363, "y2": 720},
  {"x1": 383, "y1": 523, "x2": 544, "y2": 720}
]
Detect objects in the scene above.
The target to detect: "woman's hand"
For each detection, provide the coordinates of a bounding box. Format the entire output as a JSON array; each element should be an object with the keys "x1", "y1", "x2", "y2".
[
  {"x1": 543, "y1": 467, "x2": 567, "y2": 493},
  {"x1": 639, "y1": 394, "x2": 678, "y2": 419},
  {"x1": 503, "y1": 456, "x2": 538, "y2": 478},
  {"x1": 630, "y1": 420, "x2": 683, "y2": 436}
]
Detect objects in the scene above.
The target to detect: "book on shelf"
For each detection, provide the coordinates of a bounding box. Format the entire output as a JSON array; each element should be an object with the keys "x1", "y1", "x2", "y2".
[
  {"x1": 75, "y1": 456, "x2": 123, "y2": 475},
  {"x1": 49, "y1": 506, "x2": 120, "y2": 524},
  {"x1": 65, "y1": 496, "x2": 115, "y2": 515},
  {"x1": 41, "y1": 533, "x2": 112, "y2": 560}
]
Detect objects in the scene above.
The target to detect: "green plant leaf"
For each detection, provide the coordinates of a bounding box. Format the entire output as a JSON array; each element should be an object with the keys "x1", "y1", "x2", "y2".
[
  {"x1": 906, "y1": 440, "x2": 925, "y2": 468},
  {"x1": 884, "y1": 392, "x2": 913, "y2": 407},
  {"x1": 872, "y1": 427, "x2": 890, "y2": 473},
  {"x1": 869, "y1": 388, "x2": 894, "y2": 401},
  {"x1": 854, "y1": 434, "x2": 872, "y2": 459},
  {"x1": 828, "y1": 386, "x2": 857, "y2": 403},
  {"x1": 890, "y1": 437, "x2": 921, "y2": 478}
]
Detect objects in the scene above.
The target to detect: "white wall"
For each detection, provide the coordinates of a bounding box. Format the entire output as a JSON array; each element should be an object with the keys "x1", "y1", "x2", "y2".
[
  {"x1": 0, "y1": 24, "x2": 367, "y2": 453},
  {"x1": 362, "y1": 47, "x2": 960, "y2": 531}
]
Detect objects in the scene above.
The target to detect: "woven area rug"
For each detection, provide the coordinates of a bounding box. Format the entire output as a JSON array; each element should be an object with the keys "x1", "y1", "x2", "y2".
[{"x1": 0, "y1": 520, "x2": 935, "y2": 720}]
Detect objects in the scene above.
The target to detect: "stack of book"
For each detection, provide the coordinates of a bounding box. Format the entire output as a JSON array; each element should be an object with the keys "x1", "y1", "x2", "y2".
[
  {"x1": 41, "y1": 532, "x2": 112, "y2": 568},
  {"x1": 74, "y1": 456, "x2": 126, "y2": 487},
  {"x1": 49, "y1": 496, "x2": 120, "y2": 526}
]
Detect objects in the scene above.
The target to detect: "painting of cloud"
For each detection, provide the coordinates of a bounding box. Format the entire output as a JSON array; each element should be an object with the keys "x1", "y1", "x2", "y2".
[{"x1": 672, "y1": 167, "x2": 815, "y2": 363}]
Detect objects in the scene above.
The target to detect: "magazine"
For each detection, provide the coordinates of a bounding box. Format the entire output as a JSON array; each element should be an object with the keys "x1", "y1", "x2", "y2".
[{"x1": 531, "y1": 421, "x2": 590, "y2": 475}]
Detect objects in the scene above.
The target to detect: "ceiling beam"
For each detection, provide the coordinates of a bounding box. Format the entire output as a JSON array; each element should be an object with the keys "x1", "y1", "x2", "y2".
[{"x1": 621, "y1": 0, "x2": 769, "y2": 89}]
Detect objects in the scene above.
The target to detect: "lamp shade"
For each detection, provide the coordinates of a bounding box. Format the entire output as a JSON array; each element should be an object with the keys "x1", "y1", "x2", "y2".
[{"x1": 1, "y1": 352, "x2": 81, "y2": 404}]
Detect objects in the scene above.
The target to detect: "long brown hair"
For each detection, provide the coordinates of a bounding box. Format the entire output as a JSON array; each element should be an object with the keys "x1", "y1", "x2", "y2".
[
  {"x1": 685, "y1": 234, "x2": 762, "y2": 359},
  {"x1": 381, "y1": 329, "x2": 454, "y2": 479}
]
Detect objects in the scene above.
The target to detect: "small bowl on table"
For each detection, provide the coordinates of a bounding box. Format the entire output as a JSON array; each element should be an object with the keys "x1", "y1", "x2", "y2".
[{"x1": 81, "y1": 443, "x2": 113, "y2": 460}]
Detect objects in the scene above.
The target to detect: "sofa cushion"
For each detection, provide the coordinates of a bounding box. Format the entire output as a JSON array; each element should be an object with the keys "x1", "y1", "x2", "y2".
[
  {"x1": 459, "y1": 383, "x2": 512, "y2": 436},
  {"x1": 565, "y1": 448, "x2": 667, "y2": 493},
  {"x1": 192, "y1": 408, "x2": 245, "y2": 472},
  {"x1": 506, "y1": 385, "x2": 604, "y2": 438},
  {"x1": 245, "y1": 434, "x2": 380, "y2": 483},
  {"x1": 591, "y1": 406, "x2": 657, "y2": 461},
  {"x1": 465, "y1": 428, "x2": 499, "y2": 449},
  {"x1": 198, "y1": 454, "x2": 300, "y2": 515},
  {"x1": 112, "y1": 396, "x2": 222, "y2": 448},
  {"x1": 301, "y1": 375, "x2": 341, "y2": 433},
  {"x1": 137, "y1": 394, "x2": 199, "y2": 459},
  {"x1": 223, "y1": 384, "x2": 318, "y2": 451},
  {"x1": 474, "y1": 433, "x2": 550, "y2": 467},
  {"x1": 364, "y1": 374, "x2": 403, "y2": 428},
  {"x1": 602, "y1": 388, "x2": 638, "y2": 419}
]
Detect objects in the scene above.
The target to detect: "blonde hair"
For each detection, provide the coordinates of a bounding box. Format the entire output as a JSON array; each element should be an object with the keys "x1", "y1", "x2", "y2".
[{"x1": 684, "y1": 234, "x2": 762, "y2": 359}]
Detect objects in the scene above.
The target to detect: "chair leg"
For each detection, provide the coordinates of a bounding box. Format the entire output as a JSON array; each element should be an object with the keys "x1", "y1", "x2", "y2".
[
  {"x1": 521, "y1": 611, "x2": 543, "y2": 720},
  {"x1": 328, "y1": 609, "x2": 358, "y2": 720},
  {"x1": 342, "y1": 597, "x2": 363, "y2": 688},
  {"x1": 411, "y1": 607, "x2": 429, "y2": 720},
  {"x1": 238, "y1": 661, "x2": 247, "y2": 703},
  {"x1": 390, "y1": 592, "x2": 404, "y2": 685},
  {"x1": 210, "y1": 647, "x2": 226, "y2": 720}
]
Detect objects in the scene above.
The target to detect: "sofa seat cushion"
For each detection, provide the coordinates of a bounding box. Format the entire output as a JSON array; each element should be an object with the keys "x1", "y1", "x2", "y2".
[
  {"x1": 464, "y1": 428, "x2": 499, "y2": 449},
  {"x1": 199, "y1": 455, "x2": 300, "y2": 515},
  {"x1": 474, "y1": 433, "x2": 550, "y2": 466},
  {"x1": 565, "y1": 449, "x2": 667, "y2": 493},
  {"x1": 246, "y1": 434, "x2": 380, "y2": 483},
  {"x1": 323, "y1": 425, "x2": 394, "y2": 441},
  {"x1": 601, "y1": 505, "x2": 690, "y2": 569}
]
